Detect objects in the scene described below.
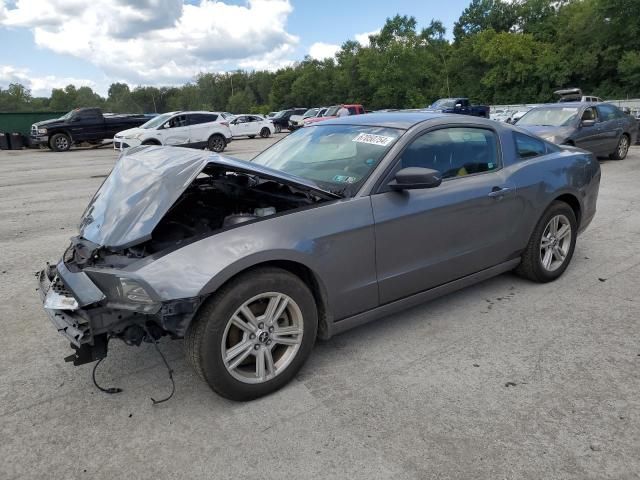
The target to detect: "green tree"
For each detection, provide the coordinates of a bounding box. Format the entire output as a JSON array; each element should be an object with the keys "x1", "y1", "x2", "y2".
[{"x1": 227, "y1": 87, "x2": 256, "y2": 113}]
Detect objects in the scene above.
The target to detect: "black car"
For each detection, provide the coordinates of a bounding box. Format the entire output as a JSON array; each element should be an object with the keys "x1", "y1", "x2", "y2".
[
  {"x1": 270, "y1": 108, "x2": 307, "y2": 133},
  {"x1": 517, "y1": 102, "x2": 638, "y2": 160},
  {"x1": 31, "y1": 108, "x2": 151, "y2": 152}
]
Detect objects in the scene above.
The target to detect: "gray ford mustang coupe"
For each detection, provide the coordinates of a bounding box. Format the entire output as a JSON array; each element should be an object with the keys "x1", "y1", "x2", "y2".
[{"x1": 37, "y1": 113, "x2": 600, "y2": 400}]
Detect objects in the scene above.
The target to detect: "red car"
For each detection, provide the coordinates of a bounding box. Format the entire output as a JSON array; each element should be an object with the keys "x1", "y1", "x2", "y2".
[{"x1": 304, "y1": 104, "x2": 365, "y2": 126}]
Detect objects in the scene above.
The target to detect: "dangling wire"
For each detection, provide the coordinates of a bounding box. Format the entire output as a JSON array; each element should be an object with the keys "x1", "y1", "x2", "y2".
[
  {"x1": 144, "y1": 326, "x2": 176, "y2": 405},
  {"x1": 92, "y1": 357, "x2": 123, "y2": 394}
]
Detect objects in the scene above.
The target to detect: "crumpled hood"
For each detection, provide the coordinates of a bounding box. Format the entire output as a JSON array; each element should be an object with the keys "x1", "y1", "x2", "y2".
[
  {"x1": 79, "y1": 146, "x2": 338, "y2": 249},
  {"x1": 518, "y1": 125, "x2": 573, "y2": 142}
]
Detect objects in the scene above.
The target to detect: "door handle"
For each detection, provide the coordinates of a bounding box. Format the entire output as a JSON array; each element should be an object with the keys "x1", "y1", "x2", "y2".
[{"x1": 488, "y1": 187, "x2": 512, "y2": 198}]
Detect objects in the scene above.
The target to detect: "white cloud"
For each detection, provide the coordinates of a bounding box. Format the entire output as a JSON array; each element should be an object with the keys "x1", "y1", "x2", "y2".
[
  {"x1": 0, "y1": 65, "x2": 98, "y2": 96},
  {"x1": 307, "y1": 28, "x2": 381, "y2": 59},
  {"x1": 308, "y1": 42, "x2": 340, "y2": 60},
  {"x1": 355, "y1": 29, "x2": 380, "y2": 47},
  {"x1": 0, "y1": 0, "x2": 299, "y2": 84}
]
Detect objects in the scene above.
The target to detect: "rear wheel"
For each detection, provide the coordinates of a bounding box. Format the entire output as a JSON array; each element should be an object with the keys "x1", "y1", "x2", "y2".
[
  {"x1": 260, "y1": 127, "x2": 270, "y2": 138},
  {"x1": 516, "y1": 201, "x2": 577, "y2": 283},
  {"x1": 185, "y1": 267, "x2": 317, "y2": 401},
  {"x1": 208, "y1": 134, "x2": 226, "y2": 153},
  {"x1": 50, "y1": 133, "x2": 71, "y2": 152},
  {"x1": 610, "y1": 134, "x2": 629, "y2": 160},
  {"x1": 274, "y1": 123, "x2": 282, "y2": 134}
]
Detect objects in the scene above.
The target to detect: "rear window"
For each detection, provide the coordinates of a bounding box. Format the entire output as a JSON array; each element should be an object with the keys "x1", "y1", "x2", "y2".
[{"x1": 514, "y1": 133, "x2": 547, "y2": 158}]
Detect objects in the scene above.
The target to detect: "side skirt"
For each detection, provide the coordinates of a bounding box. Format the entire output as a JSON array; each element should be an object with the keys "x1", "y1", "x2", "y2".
[{"x1": 327, "y1": 258, "x2": 521, "y2": 338}]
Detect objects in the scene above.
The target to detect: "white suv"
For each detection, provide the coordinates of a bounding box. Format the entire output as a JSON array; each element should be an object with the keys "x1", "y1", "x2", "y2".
[{"x1": 114, "y1": 111, "x2": 233, "y2": 152}]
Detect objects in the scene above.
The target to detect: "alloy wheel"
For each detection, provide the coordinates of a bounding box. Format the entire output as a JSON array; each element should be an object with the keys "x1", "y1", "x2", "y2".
[
  {"x1": 618, "y1": 135, "x2": 629, "y2": 158},
  {"x1": 539, "y1": 214, "x2": 572, "y2": 272},
  {"x1": 55, "y1": 136, "x2": 69, "y2": 150},
  {"x1": 210, "y1": 137, "x2": 225, "y2": 152},
  {"x1": 221, "y1": 292, "x2": 304, "y2": 384}
]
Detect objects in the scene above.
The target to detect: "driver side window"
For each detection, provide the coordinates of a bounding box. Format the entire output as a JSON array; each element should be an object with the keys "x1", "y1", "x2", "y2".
[
  {"x1": 399, "y1": 127, "x2": 499, "y2": 179},
  {"x1": 582, "y1": 107, "x2": 598, "y2": 122},
  {"x1": 168, "y1": 115, "x2": 187, "y2": 128}
]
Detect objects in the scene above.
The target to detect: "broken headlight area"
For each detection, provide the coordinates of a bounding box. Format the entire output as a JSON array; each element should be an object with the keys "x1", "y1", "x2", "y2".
[
  {"x1": 86, "y1": 272, "x2": 160, "y2": 313},
  {"x1": 40, "y1": 152, "x2": 335, "y2": 368},
  {"x1": 37, "y1": 262, "x2": 202, "y2": 366}
]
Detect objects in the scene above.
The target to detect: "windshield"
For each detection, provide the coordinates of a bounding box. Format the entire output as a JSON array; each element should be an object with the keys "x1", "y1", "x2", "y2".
[
  {"x1": 140, "y1": 112, "x2": 173, "y2": 129},
  {"x1": 251, "y1": 125, "x2": 402, "y2": 194},
  {"x1": 517, "y1": 107, "x2": 579, "y2": 127},
  {"x1": 325, "y1": 106, "x2": 341, "y2": 116},
  {"x1": 431, "y1": 99, "x2": 456, "y2": 109},
  {"x1": 60, "y1": 110, "x2": 76, "y2": 120},
  {"x1": 303, "y1": 108, "x2": 319, "y2": 117}
]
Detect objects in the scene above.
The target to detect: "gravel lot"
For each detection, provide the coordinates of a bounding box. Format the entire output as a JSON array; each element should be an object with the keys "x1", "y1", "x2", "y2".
[{"x1": 1, "y1": 138, "x2": 639, "y2": 480}]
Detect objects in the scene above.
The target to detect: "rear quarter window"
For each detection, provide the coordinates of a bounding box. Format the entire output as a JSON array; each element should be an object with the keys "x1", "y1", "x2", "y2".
[{"x1": 514, "y1": 132, "x2": 549, "y2": 159}]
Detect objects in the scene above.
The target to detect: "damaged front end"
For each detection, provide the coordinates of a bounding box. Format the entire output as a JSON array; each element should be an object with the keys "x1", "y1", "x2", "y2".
[{"x1": 37, "y1": 146, "x2": 335, "y2": 365}]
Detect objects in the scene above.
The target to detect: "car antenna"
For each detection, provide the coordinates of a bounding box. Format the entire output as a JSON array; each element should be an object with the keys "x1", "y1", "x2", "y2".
[{"x1": 143, "y1": 326, "x2": 176, "y2": 405}]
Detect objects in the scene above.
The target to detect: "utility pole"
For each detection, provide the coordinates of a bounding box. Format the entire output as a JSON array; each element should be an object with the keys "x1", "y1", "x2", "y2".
[{"x1": 440, "y1": 52, "x2": 451, "y2": 98}]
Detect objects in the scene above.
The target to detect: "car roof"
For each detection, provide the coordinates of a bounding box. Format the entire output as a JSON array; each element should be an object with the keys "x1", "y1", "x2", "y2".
[
  {"x1": 312, "y1": 111, "x2": 450, "y2": 129},
  {"x1": 535, "y1": 102, "x2": 607, "y2": 108}
]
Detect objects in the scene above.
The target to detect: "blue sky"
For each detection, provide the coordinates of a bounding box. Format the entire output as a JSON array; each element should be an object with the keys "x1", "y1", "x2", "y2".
[{"x1": 0, "y1": 0, "x2": 470, "y2": 96}]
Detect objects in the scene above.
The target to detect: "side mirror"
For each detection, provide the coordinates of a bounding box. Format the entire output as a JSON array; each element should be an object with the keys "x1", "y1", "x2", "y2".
[
  {"x1": 455, "y1": 103, "x2": 462, "y2": 109},
  {"x1": 581, "y1": 119, "x2": 596, "y2": 128},
  {"x1": 162, "y1": 122, "x2": 171, "y2": 129},
  {"x1": 388, "y1": 167, "x2": 442, "y2": 191}
]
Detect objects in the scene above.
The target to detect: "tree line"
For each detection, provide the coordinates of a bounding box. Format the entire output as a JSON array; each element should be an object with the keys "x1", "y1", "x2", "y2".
[{"x1": 1, "y1": 0, "x2": 639, "y2": 114}]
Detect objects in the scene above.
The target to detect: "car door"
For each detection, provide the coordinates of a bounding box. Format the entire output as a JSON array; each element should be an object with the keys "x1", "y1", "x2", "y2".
[
  {"x1": 371, "y1": 126, "x2": 522, "y2": 304},
  {"x1": 246, "y1": 116, "x2": 261, "y2": 136},
  {"x1": 188, "y1": 113, "x2": 219, "y2": 146},
  {"x1": 161, "y1": 114, "x2": 190, "y2": 146},
  {"x1": 573, "y1": 106, "x2": 605, "y2": 153},
  {"x1": 69, "y1": 110, "x2": 104, "y2": 141},
  {"x1": 596, "y1": 104, "x2": 622, "y2": 154},
  {"x1": 230, "y1": 116, "x2": 250, "y2": 137}
]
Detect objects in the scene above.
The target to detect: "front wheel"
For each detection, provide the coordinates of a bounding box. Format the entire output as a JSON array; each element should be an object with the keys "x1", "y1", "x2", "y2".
[
  {"x1": 50, "y1": 133, "x2": 71, "y2": 152},
  {"x1": 185, "y1": 267, "x2": 318, "y2": 401},
  {"x1": 516, "y1": 201, "x2": 577, "y2": 283},
  {"x1": 260, "y1": 127, "x2": 270, "y2": 138},
  {"x1": 610, "y1": 134, "x2": 630, "y2": 160},
  {"x1": 207, "y1": 134, "x2": 226, "y2": 153}
]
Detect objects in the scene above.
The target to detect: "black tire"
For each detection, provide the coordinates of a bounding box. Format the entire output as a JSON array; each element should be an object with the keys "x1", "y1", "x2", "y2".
[
  {"x1": 516, "y1": 201, "x2": 577, "y2": 283},
  {"x1": 609, "y1": 134, "x2": 630, "y2": 160},
  {"x1": 274, "y1": 123, "x2": 282, "y2": 134},
  {"x1": 248, "y1": 135, "x2": 256, "y2": 139},
  {"x1": 185, "y1": 267, "x2": 318, "y2": 401},
  {"x1": 141, "y1": 140, "x2": 160, "y2": 146},
  {"x1": 50, "y1": 133, "x2": 71, "y2": 152},
  {"x1": 260, "y1": 127, "x2": 270, "y2": 138},
  {"x1": 208, "y1": 134, "x2": 226, "y2": 153}
]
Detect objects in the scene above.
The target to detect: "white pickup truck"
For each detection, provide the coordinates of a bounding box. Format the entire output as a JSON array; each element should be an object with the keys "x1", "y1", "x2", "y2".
[{"x1": 114, "y1": 111, "x2": 233, "y2": 152}]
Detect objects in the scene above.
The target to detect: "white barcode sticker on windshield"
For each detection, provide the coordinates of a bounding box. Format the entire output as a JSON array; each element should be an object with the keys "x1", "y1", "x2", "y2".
[{"x1": 352, "y1": 132, "x2": 394, "y2": 146}]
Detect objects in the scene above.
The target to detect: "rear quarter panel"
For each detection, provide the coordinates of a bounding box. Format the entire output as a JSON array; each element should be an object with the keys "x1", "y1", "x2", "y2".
[{"x1": 502, "y1": 138, "x2": 599, "y2": 246}]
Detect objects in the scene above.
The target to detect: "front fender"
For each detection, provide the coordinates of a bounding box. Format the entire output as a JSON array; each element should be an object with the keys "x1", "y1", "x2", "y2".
[{"x1": 132, "y1": 197, "x2": 378, "y2": 321}]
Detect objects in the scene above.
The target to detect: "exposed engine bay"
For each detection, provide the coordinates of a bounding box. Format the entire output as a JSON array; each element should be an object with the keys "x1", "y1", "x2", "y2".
[{"x1": 68, "y1": 166, "x2": 328, "y2": 269}]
